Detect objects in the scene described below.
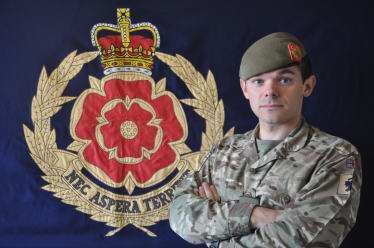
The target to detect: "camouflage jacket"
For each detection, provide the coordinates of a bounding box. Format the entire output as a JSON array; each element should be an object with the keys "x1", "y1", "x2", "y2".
[{"x1": 168, "y1": 117, "x2": 362, "y2": 248}]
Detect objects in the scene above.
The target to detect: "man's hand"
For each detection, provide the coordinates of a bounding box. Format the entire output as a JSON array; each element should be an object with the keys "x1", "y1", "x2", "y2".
[
  {"x1": 199, "y1": 182, "x2": 219, "y2": 201},
  {"x1": 250, "y1": 207, "x2": 284, "y2": 229}
]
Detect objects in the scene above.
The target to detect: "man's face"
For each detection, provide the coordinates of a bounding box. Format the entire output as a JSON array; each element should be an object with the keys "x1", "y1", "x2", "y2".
[{"x1": 240, "y1": 65, "x2": 315, "y2": 127}]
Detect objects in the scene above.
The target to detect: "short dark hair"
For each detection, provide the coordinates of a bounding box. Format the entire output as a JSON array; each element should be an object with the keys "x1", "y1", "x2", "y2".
[{"x1": 298, "y1": 55, "x2": 312, "y2": 82}]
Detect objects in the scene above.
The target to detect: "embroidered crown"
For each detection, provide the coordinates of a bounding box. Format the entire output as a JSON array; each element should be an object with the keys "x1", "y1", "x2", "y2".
[{"x1": 91, "y1": 8, "x2": 160, "y2": 76}]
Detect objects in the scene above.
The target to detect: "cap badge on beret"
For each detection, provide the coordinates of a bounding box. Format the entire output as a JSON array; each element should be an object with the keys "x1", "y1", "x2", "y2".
[{"x1": 288, "y1": 43, "x2": 302, "y2": 63}]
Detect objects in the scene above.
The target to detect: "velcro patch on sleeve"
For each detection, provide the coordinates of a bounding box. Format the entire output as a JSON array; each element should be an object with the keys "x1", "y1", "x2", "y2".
[
  {"x1": 346, "y1": 159, "x2": 355, "y2": 169},
  {"x1": 337, "y1": 174, "x2": 353, "y2": 195}
]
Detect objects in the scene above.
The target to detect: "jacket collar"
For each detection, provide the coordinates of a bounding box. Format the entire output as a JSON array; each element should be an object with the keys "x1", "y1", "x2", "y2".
[{"x1": 237, "y1": 117, "x2": 309, "y2": 166}]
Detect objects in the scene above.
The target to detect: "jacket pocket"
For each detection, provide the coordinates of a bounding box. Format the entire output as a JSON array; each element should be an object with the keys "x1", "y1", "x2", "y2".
[{"x1": 256, "y1": 176, "x2": 307, "y2": 206}]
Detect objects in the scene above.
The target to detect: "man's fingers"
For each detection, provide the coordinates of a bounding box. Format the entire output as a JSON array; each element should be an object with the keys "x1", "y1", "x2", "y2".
[
  {"x1": 199, "y1": 186, "x2": 207, "y2": 198},
  {"x1": 210, "y1": 184, "x2": 219, "y2": 200},
  {"x1": 203, "y1": 182, "x2": 216, "y2": 201}
]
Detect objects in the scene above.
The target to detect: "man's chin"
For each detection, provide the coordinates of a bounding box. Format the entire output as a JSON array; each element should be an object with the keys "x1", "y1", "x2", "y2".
[{"x1": 259, "y1": 116, "x2": 286, "y2": 125}]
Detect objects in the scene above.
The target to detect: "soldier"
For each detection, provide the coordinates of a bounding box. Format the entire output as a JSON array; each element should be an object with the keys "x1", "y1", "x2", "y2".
[{"x1": 168, "y1": 32, "x2": 362, "y2": 248}]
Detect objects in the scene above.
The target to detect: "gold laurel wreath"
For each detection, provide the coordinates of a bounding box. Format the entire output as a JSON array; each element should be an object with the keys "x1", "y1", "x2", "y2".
[
  {"x1": 23, "y1": 50, "x2": 234, "y2": 237},
  {"x1": 156, "y1": 52, "x2": 235, "y2": 154},
  {"x1": 23, "y1": 50, "x2": 99, "y2": 176}
]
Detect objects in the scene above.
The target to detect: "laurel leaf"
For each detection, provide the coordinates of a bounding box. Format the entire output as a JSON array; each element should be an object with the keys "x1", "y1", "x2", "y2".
[
  {"x1": 175, "y1": 54, "x2": 214, "y2": 107},
  {"x1": 41, "y1": 97, "x2": 77, "y2": 110},
  {"x1": 180, "y1": 99, "x2": 213, "y2": 112},
  {"x1": 155, "y1": 77, "x2": 166, "y2": 94},
  {"x1": 30, "y1": 153, "x2": 54, "y2": 175},
  {"x1": 45, "y1": 129, "x2": 56, "y2": 149},
  {"x1": 31, "y1": 96, "x2": 42, "y2": 129},
  {"x1": 175, "y1": 54, "x2": 201, "y2": 88},
  {"x1": 57, "y1": 50, "x2": 77, "y2": 82},
  {"x1": 206, "y1": 70, "x2": 219, "y2": 107},
  {"x1": 41, "y1": 118, "x2": 50, "y2": 143},
  {"x1": 76, "y1": 205, "x2": 100, "y2": 216},
  {"x1": 156, "y1": 52, "x2": 200, "y2": 94},
  {"x1": 167, "y1": 65, "x2": 195, "y2": 86},
  {"x1": 185, "y1": 83, "x2": 206, "y2": 101},
  {"x1": 45, "y1": 68, "x2": 58, "y2": 93},
  {"x1": 43, "y1": 81, "x2": 69, "y2": 102},
  {"x1": 89, "y1": 75, "x2": 101, "y2": 90},
  {"x1": 201, "y1": 132, "x2": 213, "y2": 151},
  {"x1": 41, "y1": 106, "x2": 63, "y2": 120},
  {"x1": 34, "y1": 124, "x2": 45, "y2": 160},
  {"x1": 224, "y1": 127, "x2": 235, "y2": 138},
  {"x1": 173, "y1": 143, "x2": 192, "y2": 155},
  {"x1": 91, "y1": 212, "x2": 113, "y2": 223},
  {"x1": 54, "y1": 189, "x2": 77, "y2": 199},
  {"x1": 37, "y1": 66, "x2": 48, "y2": 105},
  {"x1": 72, "y1": 51, "x2": 100, "y2": 66},
  {"x1": 205, "y1": 121, "x2": 216, "y2": 143},
  {"x1": 62, "y1": 195, "x2": 86, "y2": 207},
  {"x1": 61, "y1": 64, "x2": 84, "y2": 82},
  {"x1": 66, "y1": 140, "x2": 85, "y2": 152},
  {"x1": 213, "y1": 128, "x2": 223, "y2": 144},
  {"x1": 214, "y1": 100, "x2": 225, "y2": 132},
  {"x1": 44, "y1": 150, "x2": 53, "y2": 166},
  {"x1": 41, "y1": 184, "x2": 61, "y2": 193},
  {"x1": 155, "y1": 52, "x2": 181, "y2": 67},
  {"x1": 41, "y1": 176, "x2": 69, "y2": 189},
  {"x1": 23, "y1": 124, "x2": 38, "y2": 156},
  {"x1": 44, "y1": 148, "x2": 58, "y2": 170},
  {"x1": 194, "y1": 108, "x2": 214, "y2": 123}
]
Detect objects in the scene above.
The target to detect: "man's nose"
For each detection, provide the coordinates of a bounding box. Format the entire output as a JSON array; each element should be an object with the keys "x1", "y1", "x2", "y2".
[{"x1": 264, "y1": 81, "x2": 279, "y2": 97}]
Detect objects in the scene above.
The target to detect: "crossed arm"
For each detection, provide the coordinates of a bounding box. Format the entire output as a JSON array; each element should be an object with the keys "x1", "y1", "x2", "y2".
[
  {"x1": 170, "y1": 149, "x2": 361, "y2": 247},
  {"x1": 199, "y1": 182, "x2": 284, "y2": 247}
]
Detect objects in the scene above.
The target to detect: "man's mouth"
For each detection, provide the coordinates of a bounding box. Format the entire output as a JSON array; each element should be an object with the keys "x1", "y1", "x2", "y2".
[{"x1": 261, "y1": 105, "x2": 283, "y2": 109}]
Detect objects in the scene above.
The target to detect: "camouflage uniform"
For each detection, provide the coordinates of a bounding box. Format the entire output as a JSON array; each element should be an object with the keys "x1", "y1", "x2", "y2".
[{"x1": 169, "y1": 117, "x2": 362, "y2": 247}]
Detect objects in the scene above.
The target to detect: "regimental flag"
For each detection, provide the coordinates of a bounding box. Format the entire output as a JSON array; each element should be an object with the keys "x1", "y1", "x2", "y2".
[{"x1": 21, "y1": 7, "x2": 233, "y2": 244}]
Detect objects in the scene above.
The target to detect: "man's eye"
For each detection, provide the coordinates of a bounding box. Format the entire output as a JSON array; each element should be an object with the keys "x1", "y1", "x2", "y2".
[
  {"x1": 253, "y1": 79, "x2": 262, "y2": 84},
  {"x1": 280, "y1": 78, "x2": 291, "y2": 83}
]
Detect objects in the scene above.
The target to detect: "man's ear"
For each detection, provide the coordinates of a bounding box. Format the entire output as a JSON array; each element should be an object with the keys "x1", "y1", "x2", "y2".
[
  {"x1": 303, "y1": 75, "x2": 316, "y2": 97},
  {"x1": 240, "y1": 79, "x2": 250, "y2": 99}
]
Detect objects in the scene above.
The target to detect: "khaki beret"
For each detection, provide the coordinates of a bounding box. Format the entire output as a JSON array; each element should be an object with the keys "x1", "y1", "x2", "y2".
[{"x1": 239, "y1": 32, "x2": 307, "y2": 80}]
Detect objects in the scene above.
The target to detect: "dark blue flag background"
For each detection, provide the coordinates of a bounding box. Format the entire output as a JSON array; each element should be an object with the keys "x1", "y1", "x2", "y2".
[{"x1": 1, "y1": 0, "x2": 373, "y2": 247}]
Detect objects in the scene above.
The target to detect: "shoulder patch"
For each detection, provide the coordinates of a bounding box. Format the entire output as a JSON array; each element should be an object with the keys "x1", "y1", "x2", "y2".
[
  {"x1": 337, "y1": 174, "x2": 353, "y2": 195},
  {"x1": 346, "y1": 159, "x2": 355, "y2": 169}
]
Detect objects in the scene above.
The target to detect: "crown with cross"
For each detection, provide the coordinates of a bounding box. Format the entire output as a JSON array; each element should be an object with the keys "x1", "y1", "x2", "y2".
[{"x1": 91, "y1": 8, "x2": 160, "y2": 76}]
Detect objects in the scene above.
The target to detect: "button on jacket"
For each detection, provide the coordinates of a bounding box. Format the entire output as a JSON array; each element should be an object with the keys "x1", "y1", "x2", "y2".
[{"x1": 168, "y1": 117, "x2": 362, "y2": 248}]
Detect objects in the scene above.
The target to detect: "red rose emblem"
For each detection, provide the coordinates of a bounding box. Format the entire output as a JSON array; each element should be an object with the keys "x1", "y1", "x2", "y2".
[{"x1": 70, "y1": 73, "x2": 187, "y2": 188}]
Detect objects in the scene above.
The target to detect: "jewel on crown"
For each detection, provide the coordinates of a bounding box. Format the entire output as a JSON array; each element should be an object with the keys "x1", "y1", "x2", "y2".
[{"x1": 91, "y1": 8, "x2": 160, "y2": 76}]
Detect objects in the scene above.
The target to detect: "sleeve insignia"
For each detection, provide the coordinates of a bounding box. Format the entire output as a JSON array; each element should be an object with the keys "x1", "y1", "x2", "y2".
[
  {"x1": 337, "y1": 174, "x2": 353, "y2": 195},
  {"x1": 346, "y1": 159, "x2": 355, "y2": 169}
]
